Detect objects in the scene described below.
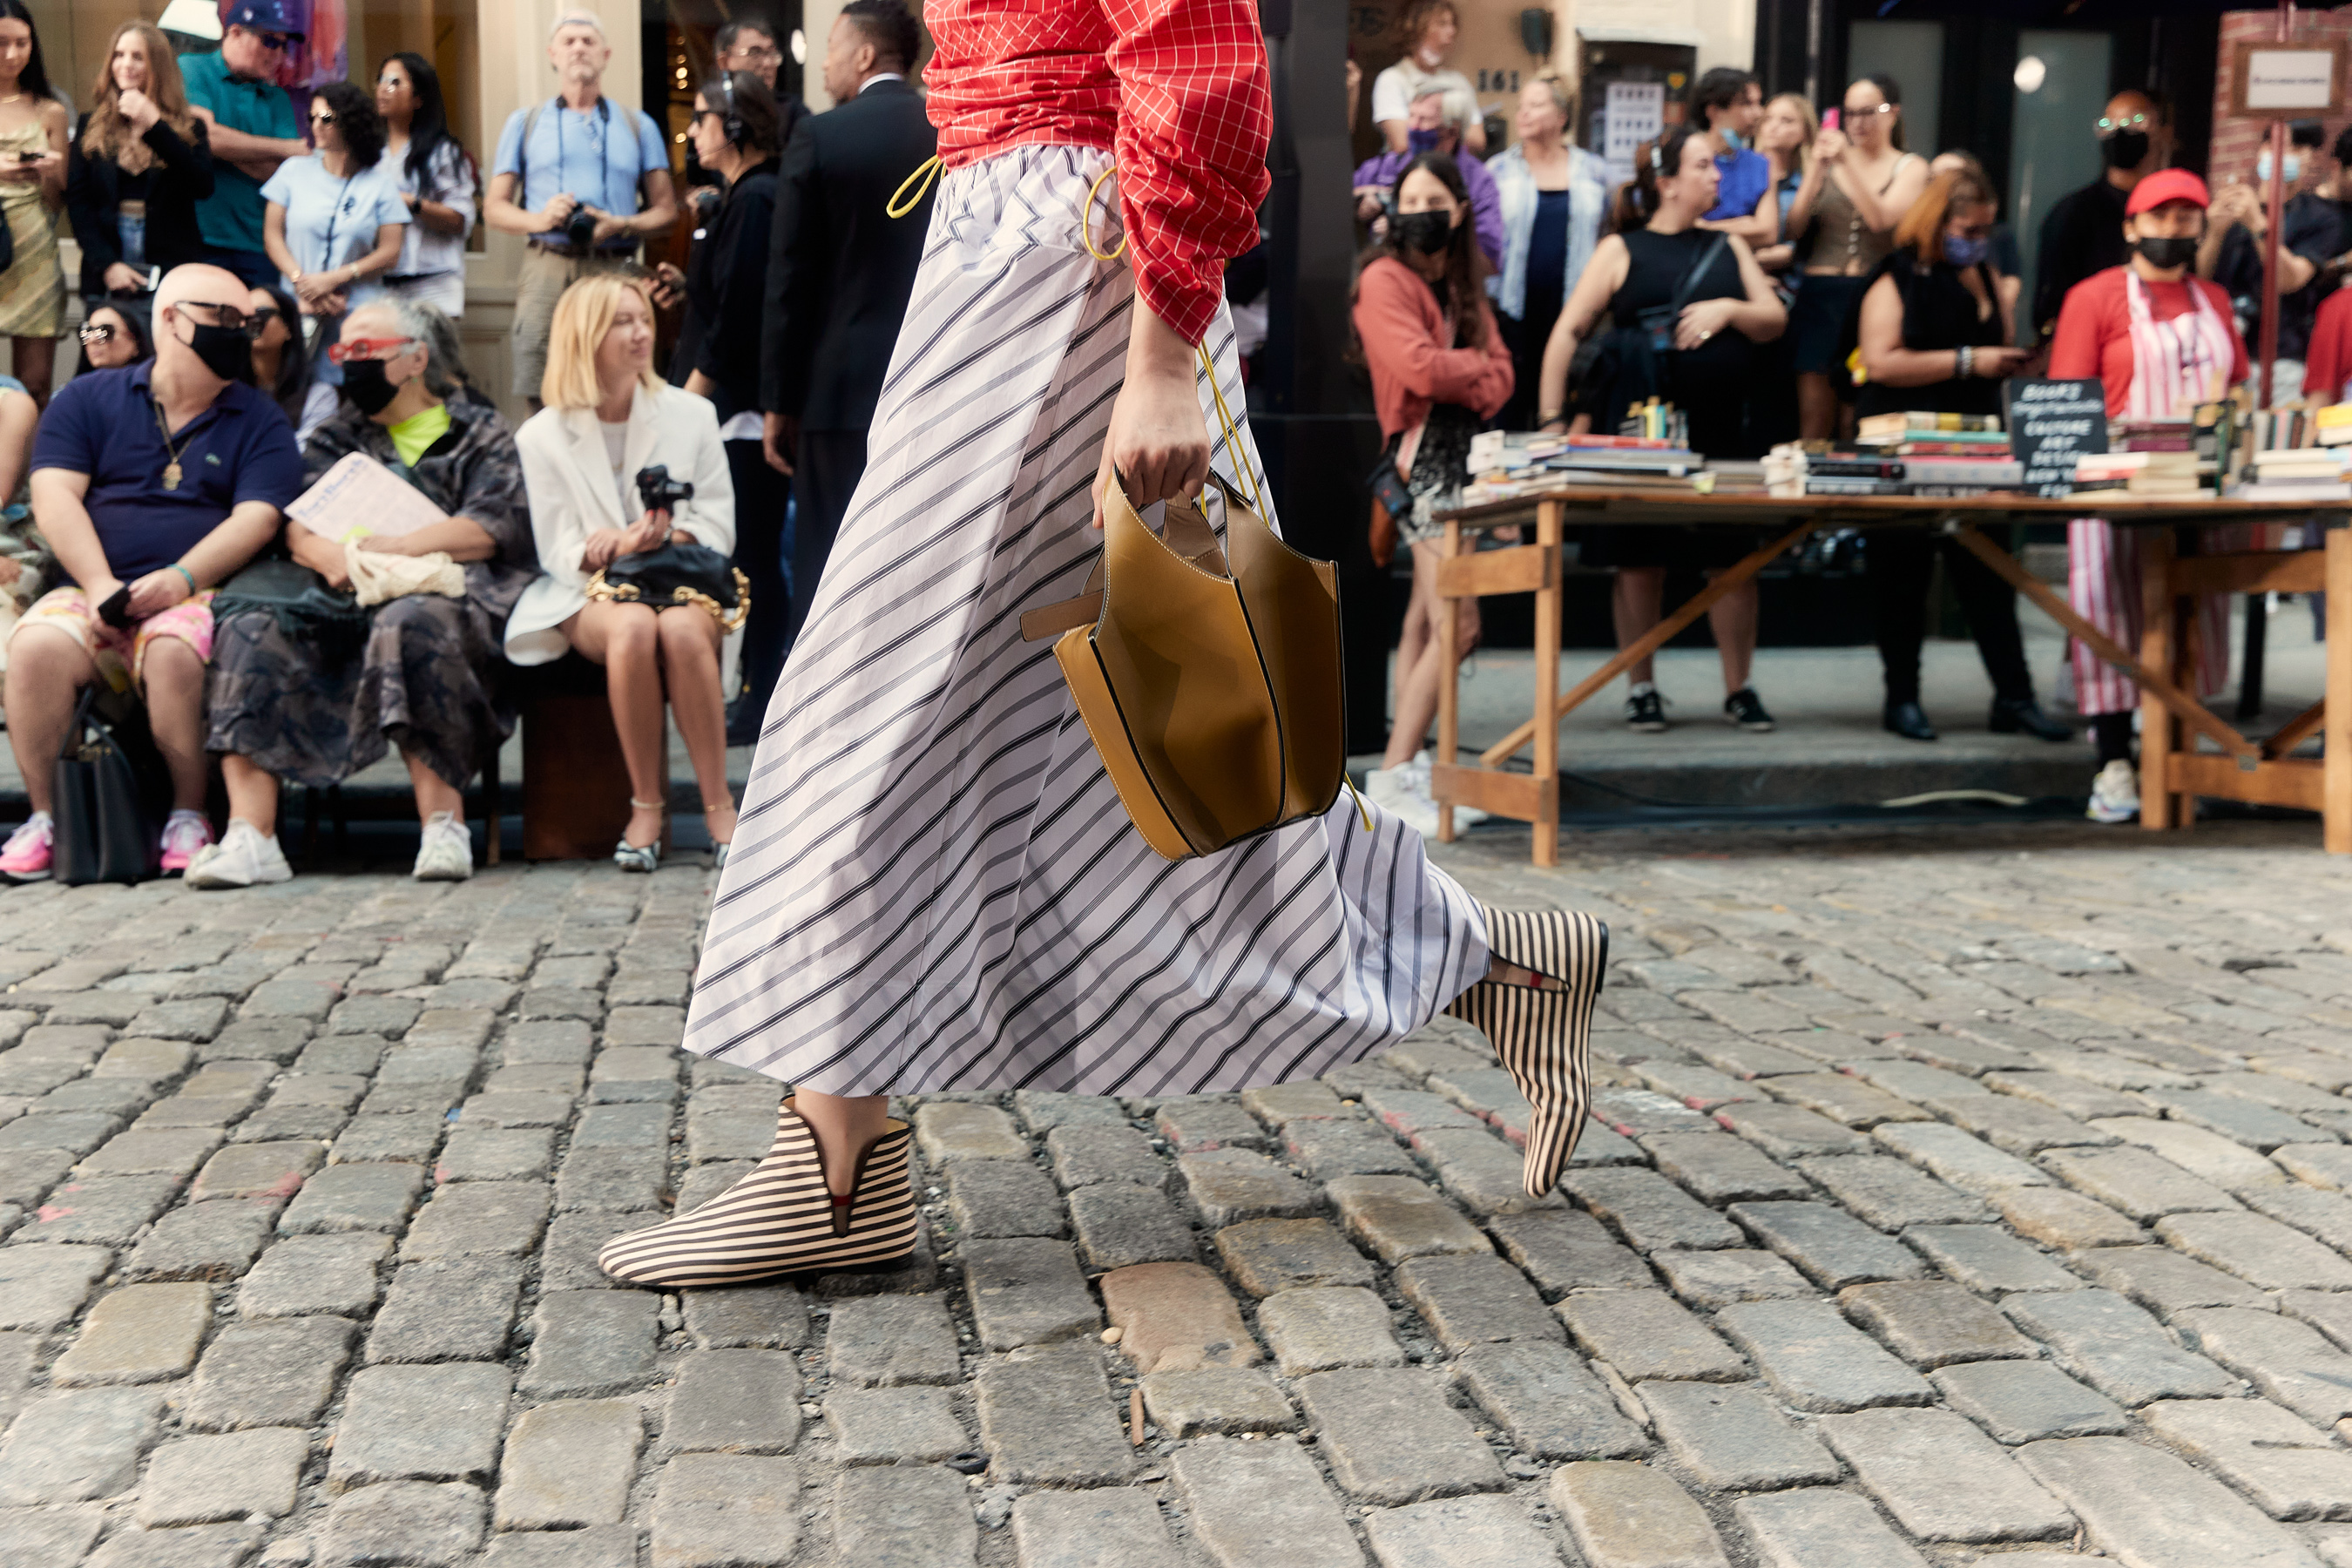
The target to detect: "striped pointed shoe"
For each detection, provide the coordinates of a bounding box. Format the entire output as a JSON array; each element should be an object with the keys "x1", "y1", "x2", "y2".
[
  {"x1": 1443, "y1": 908, "x2": 1609, "y2": 1197},
  {"x1": 598, "y1": 1099, "x2": 920, "y2": 1287}
]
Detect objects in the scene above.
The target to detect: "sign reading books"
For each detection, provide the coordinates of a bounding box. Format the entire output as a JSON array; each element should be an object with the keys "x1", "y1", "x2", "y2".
[{"x1": 2004, "y1": 378, "x2": 2107, "y2": 497}]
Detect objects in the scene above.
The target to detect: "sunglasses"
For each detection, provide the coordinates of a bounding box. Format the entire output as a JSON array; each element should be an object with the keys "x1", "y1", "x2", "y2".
[
  {"x1": 78, "y1": 323, "x2": 117, "y2": 344},
  {"x1": 326, "y1": 336, "x2": 417, "y2": 364},
  {"x1": 177, "y1": 300, "x2": 267, "y2": 336},
  {"x1": 257, "y1": 32, "x2": 292, "y2": 51},
  {"x1": 308, "y1": 110, "x2": 336, "y2": 125},
  {"x1": 2096, "y1": 113, "x2": 2150, "y2": 133},
  {"x1": 728, "y1": 44, "x2": 782, "y2": 62}
]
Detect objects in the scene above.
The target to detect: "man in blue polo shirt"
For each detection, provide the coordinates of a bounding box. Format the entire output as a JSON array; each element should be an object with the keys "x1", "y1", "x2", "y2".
[
  {"x1": 1691, "y1": 67, "x2": 1776, "y2": 246},
  {"x1": 485, "y1": 10, "x2": 679, "y2": 405},
  {"x1": 0, "y1": 265, "x2": 302, "y2": 885},
  {"x1": 183, "y1": 1, "x2": 310, "y2": 288}
]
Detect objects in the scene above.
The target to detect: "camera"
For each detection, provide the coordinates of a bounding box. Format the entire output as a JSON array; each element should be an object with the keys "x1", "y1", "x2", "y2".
[
  {"x1": 635, "y1": 464, "x2": 694, "y2": 516},
  {"x1": 564, "y1": 204, "x2": 598, "y2": 251}
]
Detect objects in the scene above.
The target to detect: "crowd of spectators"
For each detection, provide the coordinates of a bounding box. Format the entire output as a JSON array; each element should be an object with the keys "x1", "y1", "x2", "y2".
[
  {"x1": 1345, "y1": 10, "x2": 2316, "y2": 832},
  {"x1": 0, "y1": 2, "x2": 940, "y2": 887}
]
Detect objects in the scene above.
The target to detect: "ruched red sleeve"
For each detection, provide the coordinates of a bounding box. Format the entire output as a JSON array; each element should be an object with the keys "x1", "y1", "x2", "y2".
[{"x1": 1100, "y1": 0, "x2": 1273, "y2": 345}]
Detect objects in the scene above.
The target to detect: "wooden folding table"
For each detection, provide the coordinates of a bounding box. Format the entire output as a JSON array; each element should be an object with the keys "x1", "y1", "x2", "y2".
[{"x1": 1429, "y1": 489, "x2": 2352, "y2": 863}]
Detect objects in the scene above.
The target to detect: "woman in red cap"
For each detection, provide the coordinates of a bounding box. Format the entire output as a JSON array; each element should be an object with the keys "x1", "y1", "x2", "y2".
[{"x1": 2046, "y1": 166, "x2": 2247, "y2": 825}]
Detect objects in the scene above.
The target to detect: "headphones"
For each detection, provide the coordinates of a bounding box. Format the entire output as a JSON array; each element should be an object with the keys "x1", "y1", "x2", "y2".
[{"x1": 718, "y1": 69, "x2": 746, "y2": 146}]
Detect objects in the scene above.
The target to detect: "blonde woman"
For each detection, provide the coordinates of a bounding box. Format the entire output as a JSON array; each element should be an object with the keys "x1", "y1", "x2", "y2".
[
  {"x1": 1752, "y1": 91, "x2": 1815, "y2": 275},
  {"x1": 508, "y1": 274, "x2": 738, "y2": 870},
  {"x1": 67, "y1": 22, "x2": 213, "y2": 306}
]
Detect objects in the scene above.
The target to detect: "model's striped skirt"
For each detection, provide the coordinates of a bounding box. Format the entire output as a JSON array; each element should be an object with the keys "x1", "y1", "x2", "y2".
[
  {"x1": 2067, "y1": 520, "x2": 2236, "y2": 718},
  {"x1": 684, "y1": 145, "x2": 1488, "y2": 1098}
]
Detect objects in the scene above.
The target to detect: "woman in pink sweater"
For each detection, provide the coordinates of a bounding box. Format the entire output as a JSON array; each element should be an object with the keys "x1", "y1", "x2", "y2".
[{"x1": 1350, "y1": 152, "x2": 1511, "y2": 837}]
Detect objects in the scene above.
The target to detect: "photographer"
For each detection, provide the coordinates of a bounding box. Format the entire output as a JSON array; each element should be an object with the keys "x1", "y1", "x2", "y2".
[
  {"x1": 485, "y1": 11, "x2": 678, "y2": 408},
  {"x1": 509, "y1": 274, "x2": 736, "y2": 871}
]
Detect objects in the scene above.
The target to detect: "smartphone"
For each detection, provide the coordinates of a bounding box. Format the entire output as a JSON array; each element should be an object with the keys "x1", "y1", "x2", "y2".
[
  {"x1": 15, "y1": 152, "x2": 34, "y2": 165},
  {"x1": 1821, "y1": 108, "x2": 1840, "y2": 132}
]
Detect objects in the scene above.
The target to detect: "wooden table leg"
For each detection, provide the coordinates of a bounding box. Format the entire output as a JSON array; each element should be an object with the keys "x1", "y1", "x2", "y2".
[
  {"x1": 2328, "y1": 523, "x2": 2351, "y2": 854},
  {"x1": 1436, "y1": 519, "x2": 1461, "y2": 844},
  {"x1": 2140, "y1": 527, "x2": 2177, "y2": 832},
  {"x1": 1480, "y1": 519, "x2": 1818, "y2": 767},
  {"x1": 1532, "y1": 500, "x2": 1562, "y2": 868},
  {"x1": 1948, "y1": 524, "x2": 2258, "y2": 764}
]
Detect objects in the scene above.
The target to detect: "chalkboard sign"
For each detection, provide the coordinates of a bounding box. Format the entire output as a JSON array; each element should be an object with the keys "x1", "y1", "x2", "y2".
[{"x1": 2005, "y1": 379, "x2": 2108, "y2": 497}]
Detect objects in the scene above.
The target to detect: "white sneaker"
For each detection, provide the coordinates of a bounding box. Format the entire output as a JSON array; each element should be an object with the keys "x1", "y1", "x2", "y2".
[
  {"x1": 185, "y1": 818, "x2": 293, "y2": 890},
  {"x1": 1411, "y1": 749, "x2": 1488, "y2": 828},
  {"x1": 2086, "y1": 760, "x2": 2140, "y2": 825},
  {"x1": 1364, "y1": 763, "x2": 1441, "y2": 837},
  {"x1": 411, "y1": 812, "x2": 473, "y2": 882}
]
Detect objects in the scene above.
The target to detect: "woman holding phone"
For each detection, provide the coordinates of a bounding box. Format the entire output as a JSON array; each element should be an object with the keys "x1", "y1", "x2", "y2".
[
  {"x1": 0, "y1": 2, "x2": 70, "y2": 405},
  {"x1": 1791, "y1": 75, "x2": 1928, "y2": 441}
]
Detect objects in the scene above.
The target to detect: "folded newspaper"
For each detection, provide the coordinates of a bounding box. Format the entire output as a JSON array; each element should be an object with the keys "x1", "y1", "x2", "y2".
[{"x1": 286, "y1": 451, "x2": 446, "y2": 543}]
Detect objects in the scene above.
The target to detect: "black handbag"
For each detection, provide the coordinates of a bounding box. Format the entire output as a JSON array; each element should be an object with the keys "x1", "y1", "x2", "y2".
[
  {"x1": 587, "y1": 543, "x2": 749, "y2": 631},
  {"x1": 211, "y1": 554, "x2": 370, "y2": 659},
  {"x1": 52, "y1": 683, "x2": 170, "y2": 885}
]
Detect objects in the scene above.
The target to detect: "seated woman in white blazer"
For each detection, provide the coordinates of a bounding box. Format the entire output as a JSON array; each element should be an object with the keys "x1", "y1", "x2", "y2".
[{"x1": 508, "y1": 273, "x2": 738, "y2": 870}]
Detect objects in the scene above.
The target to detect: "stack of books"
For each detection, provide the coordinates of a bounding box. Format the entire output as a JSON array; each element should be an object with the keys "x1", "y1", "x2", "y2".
[
  {"x1": 2315, "y1": 403, "x2": 2352, "y2": 447},
  {"x1": 1855, "y1": 411, "x2": 2011, "y2": 457},
  {"x1": 1781, "y1": 449, "x2": 2024, "y2": 497},
  {"x1": 2235, "y1": 445, "x2": 2352, "y2": 500},
  {"x1": 2074, "y1": 450, "x2": 2200, "y2": 496}
]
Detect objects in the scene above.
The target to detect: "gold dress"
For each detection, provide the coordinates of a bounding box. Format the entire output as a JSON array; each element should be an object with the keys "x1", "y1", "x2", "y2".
[{"x1": 0, "y1": 118, "x2": 64, "y2": 338}]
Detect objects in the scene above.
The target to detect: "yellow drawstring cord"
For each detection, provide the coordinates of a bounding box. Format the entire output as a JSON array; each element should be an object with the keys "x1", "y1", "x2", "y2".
[
  {"x1": 1342, "y1": 774, "x2": 1374, "y2": 831},
  {"x1": 886, "y1": 154, "x2": 942, "y2": 219},
  {"x1": 1083, "y1": 163, "x2": 1127, "y2": 260}
]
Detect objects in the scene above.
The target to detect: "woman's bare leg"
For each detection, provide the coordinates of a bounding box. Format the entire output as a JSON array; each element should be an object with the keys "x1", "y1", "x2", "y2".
[
  {"x1": 12, "y1": 338, "x2": 54, "y2": 406},
  {"x1": 1798, "y1": 372, "x2": 1836, "y2": 443},
  {"x1": 1384, "y1": 544, "x2": 1436, "y2": 767},
  {"x1": 794, "y1": 1089, "x2": 891, "y2": 1197},
  {"x1": 655, "y1": 608, "x2": 736, "y2": 844},
  {"x1": 403, "y1": 752, "x2": 464, "y2": 824},
  {"x1": 564, "y1": 602, "x2": 666, "y2": 849},
  {"x1": 1612, "y1": 568, "x2": 1666, "y2": 687}
]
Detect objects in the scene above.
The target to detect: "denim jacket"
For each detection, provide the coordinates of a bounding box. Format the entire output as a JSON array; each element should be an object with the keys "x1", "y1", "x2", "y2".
[{"x1": 1487, "y1": 142, "x2": 1611, "y2": 323}]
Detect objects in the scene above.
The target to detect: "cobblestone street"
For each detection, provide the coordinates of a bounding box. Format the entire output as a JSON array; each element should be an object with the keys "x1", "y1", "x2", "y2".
[{"x1": 0, "y1": 822, "x2": 2350, "y2": 1565}]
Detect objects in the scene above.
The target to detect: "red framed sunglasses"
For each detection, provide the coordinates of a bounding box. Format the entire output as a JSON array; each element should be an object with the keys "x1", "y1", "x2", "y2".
[{"x1": 325, "y1": 336, "x2": 418, "y2": 364}]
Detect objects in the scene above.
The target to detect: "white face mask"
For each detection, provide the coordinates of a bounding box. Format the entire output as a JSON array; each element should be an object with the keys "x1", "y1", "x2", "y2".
[
  {"x1": 2258, "y1": 151, "x2": 2304, "y2": 185},
  {"x1": 1417, "y1": 46, "x2": 1444, "y2": 69}
]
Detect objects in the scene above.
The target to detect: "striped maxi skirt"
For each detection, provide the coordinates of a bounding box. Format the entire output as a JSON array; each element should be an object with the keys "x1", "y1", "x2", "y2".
[{"x1": 684, "y1": 145, "x2": 1490, "y2": 1098}]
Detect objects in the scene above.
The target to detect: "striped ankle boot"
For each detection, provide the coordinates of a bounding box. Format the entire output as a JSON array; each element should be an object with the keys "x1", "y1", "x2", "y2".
[
  {"x1": 598, "y1": 1098, "x2": 920, "y2": 1287},
  {"x1": 1443, "y1": 907, "x2": 1609, "y2": 1198}
]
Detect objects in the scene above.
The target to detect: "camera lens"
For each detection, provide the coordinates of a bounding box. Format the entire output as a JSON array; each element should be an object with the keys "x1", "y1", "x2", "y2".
[{"x1": 566, "y1": 207, "x2": 598, "y2": 250}]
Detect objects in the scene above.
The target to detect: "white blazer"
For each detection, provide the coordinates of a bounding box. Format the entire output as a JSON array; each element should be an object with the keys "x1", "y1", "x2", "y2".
[{"x1": 506, "y1": 380, "x2": 737, "y2": 665}]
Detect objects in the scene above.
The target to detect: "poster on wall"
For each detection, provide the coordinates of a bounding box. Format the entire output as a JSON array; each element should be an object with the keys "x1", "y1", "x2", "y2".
[{"x1": 1603, "y1": 81, "x2": 1664, "y2": 187}]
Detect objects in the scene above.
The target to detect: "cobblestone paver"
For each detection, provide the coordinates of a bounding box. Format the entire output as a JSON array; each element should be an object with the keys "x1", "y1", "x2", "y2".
[{"x1": 2, "y1": 822, "x2": 2352, "y2": 1563}]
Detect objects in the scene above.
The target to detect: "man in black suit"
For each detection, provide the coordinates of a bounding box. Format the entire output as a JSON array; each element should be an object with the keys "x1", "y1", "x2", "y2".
[{"x1": 758, "y1": 0, "x2": 936, "y2": 669}]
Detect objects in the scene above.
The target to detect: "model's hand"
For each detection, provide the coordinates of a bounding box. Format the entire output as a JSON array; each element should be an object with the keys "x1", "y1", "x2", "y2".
[
  {"x1": 102, "y1": 261, "x2": 145, "y2": 294},
  {"x1": 538, "y1": 192, "x2": 580, "y2": 234},
  {"x1": 590, "y1": 212, "x2": 631, "y2": 247},
  {"x1": 292, "y1": 270, "x2": 339, "y2": 305},
  {"x1": 1975, "y1": 346, "x2": 2033, "y2": 379},
  {"x1": 1813, "y1": 127, "x2": 1848, "y2": 165},
  {"x1": 1092, "y1": 311, "x2": 1210, "y2": 530}
]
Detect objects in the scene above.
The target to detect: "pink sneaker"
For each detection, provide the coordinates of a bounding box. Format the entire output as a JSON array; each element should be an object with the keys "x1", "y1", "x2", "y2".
[
  {"x1": 0, "y1": 814, "x2": 53, "y2": 882},
  {"x1": 159, "y1": 813, "x2": 213, "y2": 875}
]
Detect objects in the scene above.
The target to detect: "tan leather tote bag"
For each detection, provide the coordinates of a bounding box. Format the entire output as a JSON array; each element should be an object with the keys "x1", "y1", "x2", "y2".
[{"x1": 1020, "y1": 464, "x2": 1348, "y2": 862}]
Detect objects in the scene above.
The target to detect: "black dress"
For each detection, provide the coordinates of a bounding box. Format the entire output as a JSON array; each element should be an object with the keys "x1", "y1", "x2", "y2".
[
  {"x1": 1580, "y1": 226, "x2": 1760, "y2": 571},
  {"x1": 1851, "y1": 254, "x2": 2033, "y2": 708}
]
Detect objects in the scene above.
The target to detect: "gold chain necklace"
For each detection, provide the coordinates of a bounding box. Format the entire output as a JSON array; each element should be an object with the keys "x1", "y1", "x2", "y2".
[{"x1": 152, "y1": 396, "x2": 194, "y2": 490}]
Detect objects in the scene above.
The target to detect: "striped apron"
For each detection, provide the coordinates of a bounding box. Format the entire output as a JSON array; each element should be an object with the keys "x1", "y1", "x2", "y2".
[
  {"x1": 2067, "y1": 272, "x2": 2237, "y2": 716},
  {"x1": 682, "y1": 146, "x2": 1489, "y2": 1098}
]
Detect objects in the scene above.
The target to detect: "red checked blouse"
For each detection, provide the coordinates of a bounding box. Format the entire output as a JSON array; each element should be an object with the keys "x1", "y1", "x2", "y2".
[{"x1": 922, "y1": 0, "x2": 1272, "y2": 347}]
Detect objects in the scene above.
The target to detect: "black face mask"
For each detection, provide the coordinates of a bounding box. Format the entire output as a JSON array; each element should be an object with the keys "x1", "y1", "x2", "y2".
[
  {"x1": 2135, "y1": 234, "x2": 2199, "y2": 270},
  {"x1": 2103, "y1": 129, "x2": 2151, "y2": 171},
  {"x1": 182, "y1": 319, "x2": 253, "y2": 384},
  {"x1": 1392, "y1": 209, "x2": 1455, "y2": 257},
  {"x1": 340, "y1": 358, "x2": 402, "y2": 417}
]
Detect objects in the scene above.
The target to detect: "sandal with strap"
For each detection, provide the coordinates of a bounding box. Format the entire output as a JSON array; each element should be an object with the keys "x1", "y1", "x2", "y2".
[
  {"x1": 1445, "y1": 907, "x2": 1609, "y2": 1197},
  {"x1": 615, "y1": 799, "x2": 664, "y2": 874},
  {"x1": 597, "y1": 1098, "x2": 920, "y2": 1286}
]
